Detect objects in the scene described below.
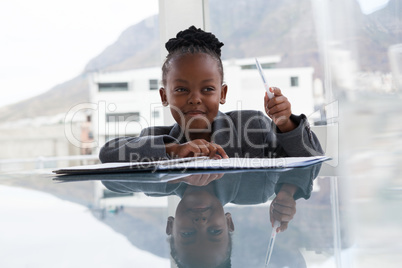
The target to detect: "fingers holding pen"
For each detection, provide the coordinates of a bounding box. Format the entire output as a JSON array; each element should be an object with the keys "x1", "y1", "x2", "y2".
[
  {"x1": 264, "y1": 87, "x2": 295, "y2": 131},
  {"x1": 265, "y1": 88, "x2": 285, "y2": 114},
  {"x1": 269, "y1": 189, "x2": 297, "y2": 232},
  {"x1": 266, "y1": 88, "x2": 289, "y2": 112},
  {"x1": 271, "y1": 202, "x2": 296, "y2": 222},
  {"x1": 270, "y1": 204, "x2": 293, "y2": 232}
]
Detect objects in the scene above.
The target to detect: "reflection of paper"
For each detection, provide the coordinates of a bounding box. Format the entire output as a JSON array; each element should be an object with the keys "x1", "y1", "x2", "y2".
[
  {"x1": 54, "y1": 172, "x2": 192, "y2": 183},
  {"x1": 53, "y1": 156, "x2": 209, "y2": 174},
  {"x1": 53, "y1": 156, "x2": 330, "y2": 175}
]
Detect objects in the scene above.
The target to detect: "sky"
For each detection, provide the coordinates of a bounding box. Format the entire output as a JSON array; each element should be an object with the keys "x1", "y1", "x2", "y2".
[
  {"x1": 0, "y1": 0, "x2": 158, "y2": 108},
  {"x1": 0, "y1": 0, "x2": 389, "y2": 108},
  {"x1": 357, "y1": 0, "x2": 389, "y2": 14}
]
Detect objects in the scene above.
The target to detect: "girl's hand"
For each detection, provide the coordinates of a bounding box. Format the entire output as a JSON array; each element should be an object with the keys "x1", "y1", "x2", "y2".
[
  {"x1": 264, "y1": 87, "x2": 296, "y2": 132},
  {"x1": 270, "y1": 183, "x2": 297, "y2": 232},
  {"x1": 165, "y1": 139, "x2": 229, "y2": 159}
]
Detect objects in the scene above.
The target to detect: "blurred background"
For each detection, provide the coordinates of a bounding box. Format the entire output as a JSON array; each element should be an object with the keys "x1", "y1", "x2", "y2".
[{"x1": 0, "y1": 0, "x2": 401, "y2": 267}]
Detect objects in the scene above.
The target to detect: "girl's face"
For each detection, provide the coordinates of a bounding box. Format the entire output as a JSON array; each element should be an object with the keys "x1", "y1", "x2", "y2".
[
  {"x1": 160, "y1": 53, "x2": 227, "y2": 134},
  {"x1": 166, "y1": 189, "x2": 234, "y2": 267}
]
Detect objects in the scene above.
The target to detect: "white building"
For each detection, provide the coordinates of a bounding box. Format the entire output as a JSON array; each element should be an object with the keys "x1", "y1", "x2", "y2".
[
  {"x1": 89, "y1": 56, "x2": 316, "y2": 152},
  {"x1": 89, "y1": 67, "x2": 164, "y2": 149},
  {"x1": 221, "y1": 56, "x2": 315, "y2": 117}
]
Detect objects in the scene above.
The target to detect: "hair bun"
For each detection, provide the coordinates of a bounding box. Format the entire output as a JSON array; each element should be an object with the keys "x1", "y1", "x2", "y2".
[{"x1": 165, "y1": 26, "x2": 224, "y2": 57}]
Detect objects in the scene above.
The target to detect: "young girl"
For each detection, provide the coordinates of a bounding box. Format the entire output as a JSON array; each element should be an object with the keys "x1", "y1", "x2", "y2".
[{"x1": 99, "y1": 26, "x2": 323, "y2": 163}]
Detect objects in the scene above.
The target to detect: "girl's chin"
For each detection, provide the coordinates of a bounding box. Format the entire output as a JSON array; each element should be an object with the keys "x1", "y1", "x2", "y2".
[
  {"x1": 184, "y1": 120, "x2": 212, "y2": 130},
  {"x1": 182, "y1": 191, "x2": 216, "y2": 207}
]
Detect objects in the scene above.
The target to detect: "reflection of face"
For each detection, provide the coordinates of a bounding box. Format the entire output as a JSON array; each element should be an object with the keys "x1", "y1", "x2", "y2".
[
  {"x1": 166, "y1": 189, "x2": 234, "y2": 267},
  {"x1": 160, "y1": 53, "x2": 227, "y2": 132}
]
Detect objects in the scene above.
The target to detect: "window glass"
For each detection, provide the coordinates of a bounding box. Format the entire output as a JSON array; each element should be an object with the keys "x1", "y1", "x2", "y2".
[
  {"x1": 208, "y1": 1, "x2": 402, "y2": 267},
  {"x1": 149, "y1": 79, "x2": 159, "y2": 90},
  {"x1": 106, "y1": 112, "x2": 140, "y2": 123},
  {"x1": 98, "y1": 82, "x2": 129, "y2": 92},
  {"x1": 290, "y1": 76, "x2": 299, "y2": 87},
  {"x1": 209, "y1": 0, "x2": 318, "y2": 118}
]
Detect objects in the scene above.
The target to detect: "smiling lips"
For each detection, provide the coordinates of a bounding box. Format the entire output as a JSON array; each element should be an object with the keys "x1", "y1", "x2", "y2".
[{"x1": 184, "y1": 110, "x2": 206, "y2": 116}]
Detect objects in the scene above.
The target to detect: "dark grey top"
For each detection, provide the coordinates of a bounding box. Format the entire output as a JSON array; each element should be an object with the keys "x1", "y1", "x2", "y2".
[{"x1": 99, "y1": 110, "x2": 323, "y2": 163}]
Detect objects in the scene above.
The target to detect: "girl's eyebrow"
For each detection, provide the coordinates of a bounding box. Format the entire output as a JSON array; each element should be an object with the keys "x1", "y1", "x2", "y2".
[
  {"x1": 173, "y1": 78, "x2": 216, "y2": 84},
  {"x1": 201, "y1": 79, "x2": 215, "y2": 83},
  {"x1": 173, "y1": 78, "x2": 189, "y2": 84}
]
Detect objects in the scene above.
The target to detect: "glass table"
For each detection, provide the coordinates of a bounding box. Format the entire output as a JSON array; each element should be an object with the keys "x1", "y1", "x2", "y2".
[{"x1": 0, "y1": 162, "x2": 361, "y2": 268}]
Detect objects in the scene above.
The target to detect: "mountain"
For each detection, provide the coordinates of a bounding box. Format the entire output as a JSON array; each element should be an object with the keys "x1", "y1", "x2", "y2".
[
  {"x1": 359, "y1": 0, "x2": 402, "y2": 71},
  {"x1": 0, "y1": 74, "x2": 89, "y2": 122},
  {"x1": 210, "y1": 0, "x2": 321, "y2": 74},
  {"x1": 0, "y1": 16, "x2": 160, "y2": 123},
  {"x1": 84, "y1": 15, "x2": 160, "y2": 72},
  {"x1": 1, "y1": 0, "x2": 400, "y2": 122}
]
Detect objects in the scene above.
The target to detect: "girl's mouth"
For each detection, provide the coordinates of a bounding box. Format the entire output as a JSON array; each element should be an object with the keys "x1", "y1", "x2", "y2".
[{"x1": 185, "y1": 110, "x2": 206, "y2": 116}]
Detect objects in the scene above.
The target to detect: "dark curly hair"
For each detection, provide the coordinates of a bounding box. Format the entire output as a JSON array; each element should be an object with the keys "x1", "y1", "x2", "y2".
[{"x1": 162, "y1": 26, "x2": 224, "y2": 86}]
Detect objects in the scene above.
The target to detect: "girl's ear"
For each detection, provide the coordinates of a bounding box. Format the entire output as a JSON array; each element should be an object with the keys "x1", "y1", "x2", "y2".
[
  {"x1": 220, "y1": 83, "x2": 228, "y2": 104},
  {"x1": 166, "y1": 216, "x2": 174, "y2": 235},
  {"x1": 225, "y1": 212, "x2": 235, "y2": 232},
  {"x1": 160, "y1": 87, "x2": 168, "y2": 106}
]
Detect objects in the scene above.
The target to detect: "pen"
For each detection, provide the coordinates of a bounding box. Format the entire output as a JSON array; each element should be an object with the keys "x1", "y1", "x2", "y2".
[
  {"x1": 265, "y1": 220, "x2": 280, "y2": 267},
  {"x1": 255, "y1": 58, "x2": 275, "y2": 99}
]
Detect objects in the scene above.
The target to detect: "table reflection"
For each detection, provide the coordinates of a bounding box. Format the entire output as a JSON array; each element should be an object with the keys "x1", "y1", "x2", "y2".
[{"x1": 56, "y1": 163, "x2": 322, "y2": 267}]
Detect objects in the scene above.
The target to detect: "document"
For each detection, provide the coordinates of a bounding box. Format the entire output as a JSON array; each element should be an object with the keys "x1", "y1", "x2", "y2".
[
  {"x1": 53, "y1": 170, "x2": 193, "y2": 183},
  {"x1": 53, "y1": 156, "x2": 330, "y2": 175}
]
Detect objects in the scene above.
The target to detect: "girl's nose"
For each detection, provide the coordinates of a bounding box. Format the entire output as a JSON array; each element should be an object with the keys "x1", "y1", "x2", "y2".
[{"x1": 188, "y1": 92, "x2": 202, "y2": 104}]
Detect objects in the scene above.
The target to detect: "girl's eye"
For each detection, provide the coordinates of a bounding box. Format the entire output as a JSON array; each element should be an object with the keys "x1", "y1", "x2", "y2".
[
  {"x1": 175, "y1": 87, "x2": 187, "y2": 92},
  {"x1": 181, "y1": 231, "x2": 195, "y2": 237},
  {"x1": 204, "y1": 87, "x2": 214, "y2": 92},
  {"x1": 208, "y1": 229, "x2": 223, "y2": 235}
]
